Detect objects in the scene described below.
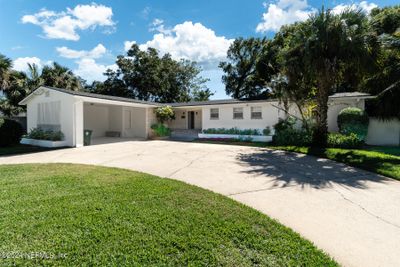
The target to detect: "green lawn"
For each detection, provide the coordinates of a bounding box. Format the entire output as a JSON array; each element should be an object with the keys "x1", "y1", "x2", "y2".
[
  {"x1": 0, "y1": 144, "x2": 52, "y2": 156},
  {"x1": 363, "y1": 145, "x2": 400, "y2": 157},
  {"x1": 268, "y1": 146, "x2": 400, "y2": 180},
  {"x1": 0, "y1": 164, "x2": 337, "y2": 266}
]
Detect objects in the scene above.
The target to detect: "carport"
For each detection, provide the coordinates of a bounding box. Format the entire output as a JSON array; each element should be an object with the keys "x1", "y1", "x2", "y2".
[{"x1": 19, "y1": 86, "x2": 159, "y2": 147}]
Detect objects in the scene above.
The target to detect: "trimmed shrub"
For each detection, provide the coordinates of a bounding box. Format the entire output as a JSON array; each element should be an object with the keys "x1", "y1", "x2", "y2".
[
  {"x1": 202, "y1": 128, "x2": 262, "y2": 136},
  {"x1": 155, "y1": 106, "x2": 175, "y2": 123},
  {"x1": 0, "y1": 118, "x2": 24, "y2": 147},
  {"x1": 337, "y1": 107, "x2": 369, "y2": 140},
  {"x1": 26, "y1": 128, "x2": 64, "y2": 141},
  {"x1": 273, "y1": 117, "x2": 312, "y2": 146},
  {"x1": 262, "y1": 126, "x2": 271, "y2": 136},
  {"x1": 327, "y1": 133, "x2": 363, "y2": 148},
  {"x1": 151, "y1": 123, "x2": 171, "y2": 137}
]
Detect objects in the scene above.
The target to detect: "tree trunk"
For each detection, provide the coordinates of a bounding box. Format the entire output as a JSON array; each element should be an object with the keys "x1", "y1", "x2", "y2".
[{"x1": 312, "y1": 81, "x2": 329, "y2": 147}]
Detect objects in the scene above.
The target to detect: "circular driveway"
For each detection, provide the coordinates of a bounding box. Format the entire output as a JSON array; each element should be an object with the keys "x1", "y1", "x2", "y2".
[{"x1": 1, "y1": 139, "x2": 400, "y2": 267}]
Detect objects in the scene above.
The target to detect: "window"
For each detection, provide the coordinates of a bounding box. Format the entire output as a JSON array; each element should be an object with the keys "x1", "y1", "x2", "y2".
[
  {"x1": 210, "y1": 108, "x2": 219, "y2": 119},
  {"x1": 233, "y1": 107, "x2": 243, "y2": 119},
  {"x1": 37, "y1": 101, "x2": 61, "y2": 131},
  {"x1": 251, "y1": 106, "x2": 262, "y2": 119}
]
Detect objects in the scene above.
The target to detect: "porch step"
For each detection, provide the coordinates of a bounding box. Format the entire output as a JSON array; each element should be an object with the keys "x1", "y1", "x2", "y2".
[{"x1": 170, "y1": 129, "x2": 200, "y2": 141}]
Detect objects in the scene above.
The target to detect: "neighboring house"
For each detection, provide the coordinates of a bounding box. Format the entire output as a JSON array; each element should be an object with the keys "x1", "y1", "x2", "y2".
[{"x1": 19, "y1": 86, "x2": 375, "y2": 147}]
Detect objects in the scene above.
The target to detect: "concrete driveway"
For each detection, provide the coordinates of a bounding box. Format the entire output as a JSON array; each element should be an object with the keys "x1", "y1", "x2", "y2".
[{"x1": 1, "y1": 139, "x2": 400, "y2": 267}]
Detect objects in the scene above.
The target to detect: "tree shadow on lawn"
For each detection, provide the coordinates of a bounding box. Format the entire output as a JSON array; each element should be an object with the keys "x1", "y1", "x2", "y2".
[{"x1": 236, "y1": 148, "x2": 393, "y2": 190}]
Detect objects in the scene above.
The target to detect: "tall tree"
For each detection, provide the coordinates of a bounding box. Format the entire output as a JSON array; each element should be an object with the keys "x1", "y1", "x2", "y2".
[
  {"x1": 90, "y1": 44, "x2": 210, "y2": 103},
  {"x1": 363, "y1": 5, "x2": 400, "y2": 119},
  {"x1": 284, "y1": 8, "x2": 375, "y2": 146},
  {"x1": 41, "y1": 62, "x2": 83, "y2": 91},
  {"x1": 0, "y1": 58, "x2": 83, "y2": 116},
  {"x1": 219, "y1": 37, "x2": 278, "y2": 99},
  {"x1": 0, "y1": 54, "x2": 12, "y2": 90}
]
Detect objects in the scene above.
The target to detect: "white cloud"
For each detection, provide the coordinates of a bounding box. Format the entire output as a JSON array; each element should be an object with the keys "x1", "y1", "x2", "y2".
[
  {"x1": 138, "y1": 21, "x2": 233, "y2": 68},
  {"x1": 256, "y1": 0, "x2": 316, "y2": 32},
  {"x1": 124, "y1": 41, "x2": 136, "y2": 52},
  {"x1": 13, "y1": 57, "x2": 42, "y2": 72},
  {"x1": 149, "y1": 18, "x2": 171, "y2": 34},
  {"x1": 332, "y1": 1, "x2": 378, "y2": 15},
  {"x1": 74, "y1": 58, "x2": 117, "y2": 82},
  {"x1": 56, "y1": 44, "x2": 107, "y2": 59},
  {"x1": 21, "y1": 3, "x2": 115, "y2": 41}
]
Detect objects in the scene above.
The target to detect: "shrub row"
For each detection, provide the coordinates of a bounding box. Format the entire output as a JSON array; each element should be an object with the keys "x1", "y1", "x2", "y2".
[
  {"x1": 203, "y1": 127, "x2": 271, "y2": 136},
  {"x1": 25, "y1": 128, "x2": 64, "y2": 141},
  {"x1": 327, "y1": 133, "x2": 363, "y2": 148}
]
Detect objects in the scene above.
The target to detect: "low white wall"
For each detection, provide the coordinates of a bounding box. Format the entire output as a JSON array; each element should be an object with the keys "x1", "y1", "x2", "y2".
[{"x1": 366, "y1": 118, "x2": 400, "y2": 146}]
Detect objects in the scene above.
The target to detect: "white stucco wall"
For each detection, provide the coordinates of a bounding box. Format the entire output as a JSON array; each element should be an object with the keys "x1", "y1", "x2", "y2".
[
  {"x1": 109, "y1": 105, "x2": 123, "y2": 132},
  {"x1": 366, "y1": 118, "x2": 400, "y2": 146},
  {"x1": 202, "y1": 102, "x2": 286, "y2": 132},
  {"x1": 83, "y1": 104, "x2": 109, "y2": 138},
  {"x1": 168, "y1": 109, "x2": 202, "y2": 130},
  {"x1": 122, "y1": 106, "x2": 147, "y2": 138},
  {"x1": 168, "y1": 109, "x2": 187, "y2": 129},
  {"x1": 26, "y1": 88, "x2": 77, "y2": 147}
]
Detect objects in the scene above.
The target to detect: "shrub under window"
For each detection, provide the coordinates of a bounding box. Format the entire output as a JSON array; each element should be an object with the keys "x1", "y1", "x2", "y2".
[
  {"x1": 202, "y1": 128, "x2": 262, "y2": 136},
  {"x1": 26, "y1": 128, "x2": 64, "y2": 141}
]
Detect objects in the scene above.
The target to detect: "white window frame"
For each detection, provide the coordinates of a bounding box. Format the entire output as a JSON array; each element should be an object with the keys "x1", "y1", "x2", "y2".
[
  {"x1": 233, "y1": 107, "x2": 243, "y2": 119},
  {"x1": 210, "y1": 108, "x2": 219, "y2": 120},
  {"x1": 251, "y1": 106, "x2": 262, "y2": 119}
]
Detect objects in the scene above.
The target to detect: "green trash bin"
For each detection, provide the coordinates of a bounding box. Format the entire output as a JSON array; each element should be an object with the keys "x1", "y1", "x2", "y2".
[{"x1": 84, "y1": 129, "x2": 93, "y2": 146}]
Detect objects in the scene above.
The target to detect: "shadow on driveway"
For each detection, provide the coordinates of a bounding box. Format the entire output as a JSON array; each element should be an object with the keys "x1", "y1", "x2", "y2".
[{"x1": 236, "y1": 149, "x2": 389, "y2": 189}]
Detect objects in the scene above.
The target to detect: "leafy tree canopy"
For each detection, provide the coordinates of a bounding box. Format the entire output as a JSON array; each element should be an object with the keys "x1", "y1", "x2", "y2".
[
  {"x1": 89, "y1": 44, "x2": 212, "y2": 103},
  {"x1": 219, "y1": 37, "x2": 278, "y2": 99},
  {"x1": 0, "y1": 55, "x2": 83, "y2": 116}
]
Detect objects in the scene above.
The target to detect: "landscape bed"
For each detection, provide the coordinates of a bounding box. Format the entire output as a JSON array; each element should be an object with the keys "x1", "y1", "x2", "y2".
[{"x1": 0, "y1": 164, "x2": 337, "y2": 266}]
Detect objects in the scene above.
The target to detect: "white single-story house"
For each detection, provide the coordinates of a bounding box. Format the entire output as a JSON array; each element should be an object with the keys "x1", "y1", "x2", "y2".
[{"x1": 19, "y1": 86, "x2": 379, "y2": 147}]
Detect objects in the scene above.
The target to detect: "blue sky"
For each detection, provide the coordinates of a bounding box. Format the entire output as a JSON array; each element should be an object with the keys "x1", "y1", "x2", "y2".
[{"x1": 0, "y1": 0, "x2": 395, "y2": 99}]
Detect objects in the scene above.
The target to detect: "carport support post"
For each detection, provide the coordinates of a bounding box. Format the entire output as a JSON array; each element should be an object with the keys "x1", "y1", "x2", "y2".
[{"x1": 74, "y1": 100, "x2": 84, "y2": 147}]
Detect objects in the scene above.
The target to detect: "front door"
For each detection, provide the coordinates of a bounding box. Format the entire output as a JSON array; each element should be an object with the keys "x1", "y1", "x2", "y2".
[{"x1": 188, "y1": 111, "x2": 195, "y2": 129}]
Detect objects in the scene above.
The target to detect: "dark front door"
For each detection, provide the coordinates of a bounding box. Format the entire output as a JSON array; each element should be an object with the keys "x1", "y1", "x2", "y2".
[{"x1": 188, "y1": 111, "x2": 195, "y2": 129}]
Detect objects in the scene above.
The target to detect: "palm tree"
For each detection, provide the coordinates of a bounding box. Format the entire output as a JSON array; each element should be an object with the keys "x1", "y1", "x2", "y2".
[
  {"x1": 41, "y1": 62, "x2": 82, "y2": 91},
  {"x1": 287, "y1": 8, "x2": 375, "y2": 146},
  {"x1": 0, "y1": 54, "x2": 13, "y2": 90}
]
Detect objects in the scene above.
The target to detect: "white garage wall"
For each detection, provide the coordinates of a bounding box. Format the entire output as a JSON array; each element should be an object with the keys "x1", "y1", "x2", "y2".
[
  {"x1": 26, "y1": 88, "x2": 76, "y2": 147},
  {"x1": 109, "y1": 105, "x2": 123, "y2": 132},
  {"x1": 366, "y1": 118, "x2": 400, "y2": 146},
  {"x1": 122, "y1": 106, "x2": 147, "y2": 138},
  {"x1": 83, "y1": 104, "x2": 109, "y2": 138}
]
